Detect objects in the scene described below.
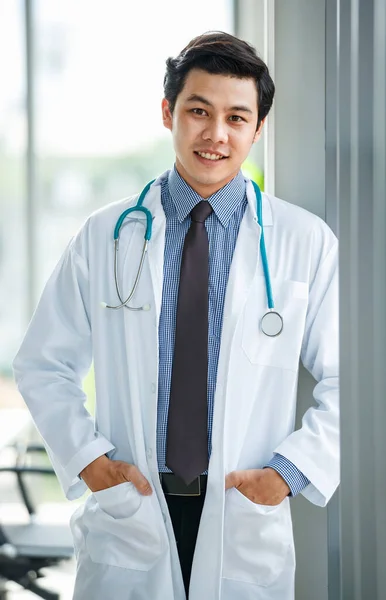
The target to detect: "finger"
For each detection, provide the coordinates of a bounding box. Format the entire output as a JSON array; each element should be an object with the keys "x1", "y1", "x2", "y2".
[
  {"x1": 123, "y1": 464, "x2": 153, "y2": 495},
  {"x1": 225, "y1": 471, "x2": 239, "y2": 490}
]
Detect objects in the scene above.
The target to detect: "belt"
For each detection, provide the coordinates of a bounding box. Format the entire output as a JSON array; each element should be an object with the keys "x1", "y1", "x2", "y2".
[{"x1": 159, "y1": 473, "x2": 207, "y2": 496}]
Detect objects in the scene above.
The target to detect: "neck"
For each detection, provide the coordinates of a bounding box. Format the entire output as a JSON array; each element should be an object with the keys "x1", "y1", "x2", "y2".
[{"x1": 174, "y1": 161, "x2": 239, "y2": 198}]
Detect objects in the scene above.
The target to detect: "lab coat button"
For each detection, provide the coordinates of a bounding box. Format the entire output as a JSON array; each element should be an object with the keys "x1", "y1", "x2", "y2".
[
  {"x1": 151, "y1": 383, "x2": 156, "y2": 393},
  {"x1": 146, "y1": 448, "x2": 153, "y2": 459}
]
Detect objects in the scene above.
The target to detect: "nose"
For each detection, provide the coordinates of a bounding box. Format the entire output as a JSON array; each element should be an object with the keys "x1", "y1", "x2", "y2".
[{"x1": 202, "y1": 118, "x2": 229, "y2": 144}]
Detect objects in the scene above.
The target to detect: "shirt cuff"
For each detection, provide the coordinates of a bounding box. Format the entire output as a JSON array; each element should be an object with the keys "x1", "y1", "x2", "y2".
[{"x1": 264, "y1": 453, "x2": 311, "y2": 497}]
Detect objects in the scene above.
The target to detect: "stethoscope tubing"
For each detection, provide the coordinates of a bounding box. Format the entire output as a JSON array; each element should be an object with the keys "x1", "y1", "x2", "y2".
[
  {"x1": 102, "y1": 181, "x2": 155, "y2": 310},
  {"x1": 114, "y1": 179, "x2": 155, "y2": 241},
  {"x1": 252, "y1": 181, "x2": 274, "y2": 311},
  {"x1": 108, "y1": 238, "x2": 149, "y2": 310},
  {"x1": 105, "y1": 177, "x2": 281, "y2": 334}
]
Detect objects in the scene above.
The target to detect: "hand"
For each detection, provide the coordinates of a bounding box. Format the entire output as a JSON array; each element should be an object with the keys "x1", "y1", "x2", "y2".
[
  {"x1": 80, "y1": 455, "x2": 152, "y2": 496},
  {"x1": 225, "y1": 468, "x2": 290, "y2": 506}
]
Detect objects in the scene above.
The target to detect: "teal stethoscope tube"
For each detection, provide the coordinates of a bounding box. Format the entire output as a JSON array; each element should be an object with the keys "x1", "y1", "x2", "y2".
[
  {"x1": 251, "y1": 180, "x2": 274, "y2": 310},
  {"x1": 101, "y1": 179, "x2": 156, "y2": 311},
  {"x1": 104, "y1": 178, "x2": 282, "y2": 336},
  {"x1": 114, "y1": 178, "x2": 155, "y2": 241}
]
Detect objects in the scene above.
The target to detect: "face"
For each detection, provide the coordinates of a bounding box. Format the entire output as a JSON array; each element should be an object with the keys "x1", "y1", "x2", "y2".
[{"x1": 162, "y1": 68, "x2": 265, "y2": 198}]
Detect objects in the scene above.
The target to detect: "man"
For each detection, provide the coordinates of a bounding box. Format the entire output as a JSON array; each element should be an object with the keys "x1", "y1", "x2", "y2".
[{"x1": 13, "y1": 32, "x2": 339, "y2": 600}]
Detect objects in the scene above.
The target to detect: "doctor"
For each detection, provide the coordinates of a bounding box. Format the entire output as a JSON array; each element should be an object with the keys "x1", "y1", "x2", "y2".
[{"x1": 13, "y1": 31, "x2": 339, "y2": 600}]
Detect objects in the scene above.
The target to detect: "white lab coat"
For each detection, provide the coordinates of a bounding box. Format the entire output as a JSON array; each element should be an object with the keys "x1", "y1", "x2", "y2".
[{"x1": 13, "y1": 170, "x2": 339, "y2": 600}]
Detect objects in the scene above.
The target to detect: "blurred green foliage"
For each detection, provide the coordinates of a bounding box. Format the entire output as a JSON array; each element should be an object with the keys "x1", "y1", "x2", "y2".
[
  {"x1": 241, "y1": 157, "x2": 264, "y2": 190},
  {"x1": 83, "y1": 365, "x2": 96, "y2": 417}
]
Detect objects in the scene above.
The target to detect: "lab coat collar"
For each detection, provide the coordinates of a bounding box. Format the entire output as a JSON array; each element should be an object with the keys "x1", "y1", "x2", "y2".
[
  {"x1": 143, "y1": 170, "x2": 274, "y2": 232},
  {"x1": 151, "y1": 169, "x2": 273, "y2": 229},
  {"x1": 244, "y1": 178, "x2": 273, "y2": 227}
]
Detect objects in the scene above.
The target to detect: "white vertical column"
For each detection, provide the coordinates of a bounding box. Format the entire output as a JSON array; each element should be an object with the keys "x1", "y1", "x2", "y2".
[
  {"x1": 24, "y1": 0, "x2": 37, "y2": 318},
  {"x1": 263, "y1": 0, "x2": 275, "y2": 195},
  {"x1": 233, "y1": 0, "x2": 272, "y2": 189}
]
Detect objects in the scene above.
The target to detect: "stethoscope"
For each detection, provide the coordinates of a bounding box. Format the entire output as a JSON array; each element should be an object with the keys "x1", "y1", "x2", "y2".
[{"x1": 101, "y1": 178, "x2": 284, "y2": 337}]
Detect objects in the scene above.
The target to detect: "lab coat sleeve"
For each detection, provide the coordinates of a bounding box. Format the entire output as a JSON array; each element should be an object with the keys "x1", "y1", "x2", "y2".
[
  {"x1": 273, "y1": 238, "x2": 339, "y2": 507},
  {"x1": 12, "y1": 235, "x2": 115, "y2": 501}
]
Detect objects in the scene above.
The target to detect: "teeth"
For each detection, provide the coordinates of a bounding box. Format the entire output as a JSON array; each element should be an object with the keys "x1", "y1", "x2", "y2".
[{"x1": 197, "y1": 152, "x2": 225, "y2": 160}]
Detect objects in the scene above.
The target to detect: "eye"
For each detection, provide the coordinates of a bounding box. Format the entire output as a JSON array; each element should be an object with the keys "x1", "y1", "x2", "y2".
[
  {"x1": 191, "y1": 108, "x2": 208, "y2": 116},
  {"x1": 229, "y1": 115, "x2": 245, "y2": 122}
]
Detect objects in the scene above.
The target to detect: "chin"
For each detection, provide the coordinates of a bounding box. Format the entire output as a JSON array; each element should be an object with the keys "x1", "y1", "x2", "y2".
[
  {"x1": 192, "y1": 166, "x2": 231, "y2": 184},
  {"x1": 177, "y1": 156, "x2": 237, "y2": 190}
]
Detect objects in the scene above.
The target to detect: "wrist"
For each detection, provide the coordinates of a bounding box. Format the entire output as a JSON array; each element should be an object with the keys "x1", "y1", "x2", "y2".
[
  {"x1": 263, "y1": 466, "x2": 291, "y2": 495},
  {"x1": 80, "y1": 454, "x2": 110, "y2": 483}
]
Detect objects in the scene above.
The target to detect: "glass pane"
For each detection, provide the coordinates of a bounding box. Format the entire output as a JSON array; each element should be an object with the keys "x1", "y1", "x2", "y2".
[
  {"x1": 34, "y1": 0, "x2": 234, "y2": 292},
  {"x1": 0, "y1": 0, "x2": 27, "y2": 400},
  {"x1": 1, "y1": 3, "x2": 234, "y2": 597}
]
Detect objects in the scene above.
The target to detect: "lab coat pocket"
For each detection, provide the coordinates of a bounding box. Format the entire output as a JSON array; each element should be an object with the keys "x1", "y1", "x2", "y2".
[
  {"x1": 222, "y1": 487, "x2": 292, "y2": 587},
  {"x1": 84, "y1": 482, "x2": 164, "y2": 571},
  {"x1": 241, "y1": 277, "x2": 309, "y2": 371}
]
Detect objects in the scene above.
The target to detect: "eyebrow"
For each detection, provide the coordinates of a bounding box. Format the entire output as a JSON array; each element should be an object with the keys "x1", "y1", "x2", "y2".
[{"x1": 185, "y1": 93, "x2": 253, "y2": 115}]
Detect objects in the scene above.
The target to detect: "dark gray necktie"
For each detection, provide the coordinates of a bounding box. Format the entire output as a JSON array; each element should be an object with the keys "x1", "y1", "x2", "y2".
[{"x1": 166, "y1": 200, "x2": 213, "y2": 485}]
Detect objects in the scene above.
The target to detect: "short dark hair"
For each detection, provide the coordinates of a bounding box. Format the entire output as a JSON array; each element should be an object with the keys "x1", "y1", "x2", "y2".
[{"x1": 163, "y1": 31, "x2": 275, "y2": 131}]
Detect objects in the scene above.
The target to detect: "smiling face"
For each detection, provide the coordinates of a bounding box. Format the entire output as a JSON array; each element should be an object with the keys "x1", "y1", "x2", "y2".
[{"x1": 162, "y1": 69, "x2": 265, "y2": 198}]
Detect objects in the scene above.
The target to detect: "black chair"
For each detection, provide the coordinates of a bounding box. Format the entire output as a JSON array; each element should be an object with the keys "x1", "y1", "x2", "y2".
[{"x1": 0, "y1": 443, "x2": 74, "y2": 600}]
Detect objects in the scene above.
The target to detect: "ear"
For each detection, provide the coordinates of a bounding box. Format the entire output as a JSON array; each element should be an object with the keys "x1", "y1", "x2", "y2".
[
  {"x1": 162, "y1": 98, "x2": 173, "y2": 131},
  {"x1": 253, "y1": 117, "x2": 266, "y2": 144}
]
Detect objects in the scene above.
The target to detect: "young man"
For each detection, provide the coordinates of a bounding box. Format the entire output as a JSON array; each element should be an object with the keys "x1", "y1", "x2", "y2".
[{"x1": 13, "y1": 32, "x2": 339, "y2": 600}]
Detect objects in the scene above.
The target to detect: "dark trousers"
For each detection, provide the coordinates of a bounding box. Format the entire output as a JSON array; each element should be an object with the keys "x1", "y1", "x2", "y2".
[{"x1": 164, "y1": 492, "x2": 206, "y2": 597}]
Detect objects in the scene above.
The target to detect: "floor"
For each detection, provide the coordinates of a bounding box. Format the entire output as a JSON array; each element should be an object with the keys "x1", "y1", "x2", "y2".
[
  {"x1": 0, "y1": 388, "x2": 86, "y2": 598},
  {"x1": 0, "y1": 426, "x2": 78, "y2": 600},
  {"x1": 2, "y1": 561, "x2": 75, "y2": 600}
]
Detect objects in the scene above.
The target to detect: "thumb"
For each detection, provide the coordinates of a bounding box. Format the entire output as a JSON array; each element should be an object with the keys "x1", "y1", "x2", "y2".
[{"x1": 123, "y1": 464, "x2": 153, "y2": 496}]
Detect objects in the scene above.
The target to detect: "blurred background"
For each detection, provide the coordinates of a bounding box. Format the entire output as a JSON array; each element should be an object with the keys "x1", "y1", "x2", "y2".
[
  {"x1": 0, "y1": 2, "x2": 235, "y2": 598},
  {"x1": 1, "y1": 0, "x2": 385, "y2": 599},
  {"x1": 0, "y1": 0, "x2": 236, "y2": 378}
]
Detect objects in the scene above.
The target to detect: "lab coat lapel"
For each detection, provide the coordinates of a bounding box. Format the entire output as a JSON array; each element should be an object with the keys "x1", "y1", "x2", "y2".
[
  {"x1": 119, "y1": 178, "x2": 166, "y2": 474},
  {"x1": 220, "y1": 180, "x2": 265, "y2": 348},
  {"x1": 142, "y1": 182, "x2": 167, "y2": 325}
]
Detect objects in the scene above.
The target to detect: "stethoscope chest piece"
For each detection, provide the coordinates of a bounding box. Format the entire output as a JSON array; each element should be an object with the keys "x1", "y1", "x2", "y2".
[{"x1": 261, "y1": 311, "x2": 283, "y2": 337}]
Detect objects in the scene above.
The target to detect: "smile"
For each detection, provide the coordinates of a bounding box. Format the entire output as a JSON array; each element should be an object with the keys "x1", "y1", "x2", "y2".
[{"x1": 195, "y1": 151, "x2": 227, "y2": 161}]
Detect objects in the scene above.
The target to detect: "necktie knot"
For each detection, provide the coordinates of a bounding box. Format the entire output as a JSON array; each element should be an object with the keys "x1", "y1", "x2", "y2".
[{"x1": 190, "y1": 201, "x2": 213, "y2": 223}]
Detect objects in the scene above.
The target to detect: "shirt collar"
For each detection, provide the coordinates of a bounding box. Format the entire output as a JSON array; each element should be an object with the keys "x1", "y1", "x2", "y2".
[{"x1": 168, "y1": 165, "x2": 246, "y2": 227}]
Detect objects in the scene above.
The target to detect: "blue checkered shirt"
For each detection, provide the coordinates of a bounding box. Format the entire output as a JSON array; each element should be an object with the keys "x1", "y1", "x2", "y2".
[{"x1": 156, "y1": 166, "x2": 310, "y2": 497}]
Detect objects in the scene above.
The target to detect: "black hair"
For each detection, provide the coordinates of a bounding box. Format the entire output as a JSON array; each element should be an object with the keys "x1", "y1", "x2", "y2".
[{"x1": 163, "y1": 31, "x2": 275, "y2": 130}]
